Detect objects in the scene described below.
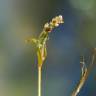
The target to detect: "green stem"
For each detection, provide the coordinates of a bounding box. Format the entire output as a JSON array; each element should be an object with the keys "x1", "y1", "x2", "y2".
[{"x1": 38, "y1": 66, "x2": 42, "y2": 96}]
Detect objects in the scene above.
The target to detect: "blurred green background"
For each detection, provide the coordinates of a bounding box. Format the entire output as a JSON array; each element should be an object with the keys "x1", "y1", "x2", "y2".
[{"x1": 0, "y1": 0, "x2": 96, "y2": 96}]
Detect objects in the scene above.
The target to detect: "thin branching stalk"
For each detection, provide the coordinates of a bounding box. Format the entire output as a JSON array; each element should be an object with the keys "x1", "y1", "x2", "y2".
[
  {"x1": 71, "y1": 49, "x2": 96, "y2": 96},
  {"x1": 71, "y1": 68, "x2": 88, "y2": 96}
]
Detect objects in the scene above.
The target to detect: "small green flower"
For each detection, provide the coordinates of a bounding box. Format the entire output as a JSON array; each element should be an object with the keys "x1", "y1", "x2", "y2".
[
  {"x1": 26, "y1": 15, "x2": 64, "y2": 96},
  {"x1": 25, "y1": 15, "x2": 64, "y2": 67}
]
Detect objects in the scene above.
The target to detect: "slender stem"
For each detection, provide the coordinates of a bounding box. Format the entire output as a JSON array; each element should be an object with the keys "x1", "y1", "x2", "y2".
[
  {"x1": 71, "y1": 54, "x2": 95, "y2": 96},
  {"x1": 71, "y1": 69, "x2": 88, "y2": 96},
  {"x1": 38, "y1": 66, "x2": 42, "y2": 96}
]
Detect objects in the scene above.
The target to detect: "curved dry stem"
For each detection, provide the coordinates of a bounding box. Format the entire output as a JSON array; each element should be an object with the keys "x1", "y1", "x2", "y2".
[
  {"x1": 71, "y1": 69, "x2": 88, "y2": 96},
  {"x1": 71, "y1": 54, "x2": 95, "y2": 96}
]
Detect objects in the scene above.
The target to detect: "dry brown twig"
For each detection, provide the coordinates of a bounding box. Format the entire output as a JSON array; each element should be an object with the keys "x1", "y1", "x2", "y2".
[{"x1": 71, "y1": 48, "x2": 96, "y2": 96}]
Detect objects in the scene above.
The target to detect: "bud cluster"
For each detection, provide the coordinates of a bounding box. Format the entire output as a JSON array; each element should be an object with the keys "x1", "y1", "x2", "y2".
[{"x1": 44, "y1": 15, "x2": 64, "y2": 33}]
